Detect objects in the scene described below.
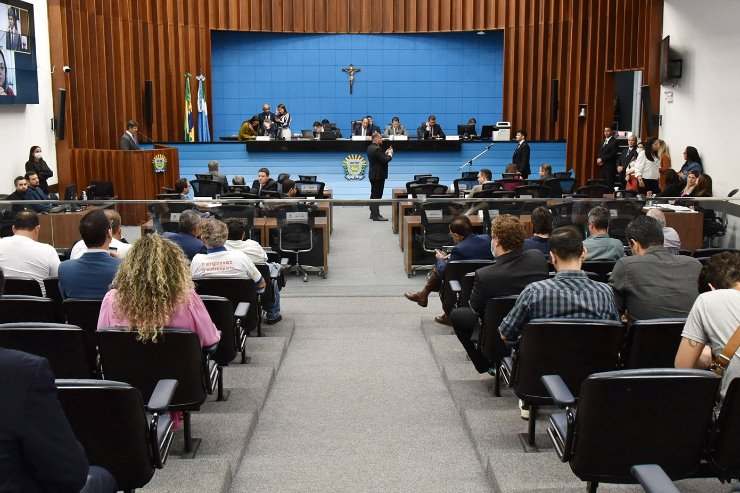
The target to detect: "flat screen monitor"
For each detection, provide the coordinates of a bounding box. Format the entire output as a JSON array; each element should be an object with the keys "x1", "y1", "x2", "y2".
[
  {"x1": 89, "y1": 180, "x2": 114, "y2": 199},
  {"x1": 63, "y1": 183, "x2": 77, "y2": 200},
  {"x1": 299, "y1": 175, "x2": 317, "y2": 182},
  {"x1": 319, "y1": 131, "x2": 337, "y2": 140},
  {"x1": 0, "y1": 1, "x2": 39, "y2": 104},
  {"x1": 480, "y1": 125, "x2": 497, "y2": 139},
  {"x1": 457, "y1": 124, "x2": 476, "y2": 137}
]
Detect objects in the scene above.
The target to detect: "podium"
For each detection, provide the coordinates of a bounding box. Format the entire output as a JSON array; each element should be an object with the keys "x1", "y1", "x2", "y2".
[{"x1": 68, "y1": 145, "x2": 180, "y2": 225}]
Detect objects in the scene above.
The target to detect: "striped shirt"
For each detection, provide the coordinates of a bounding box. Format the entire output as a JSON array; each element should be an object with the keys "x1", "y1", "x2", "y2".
[{"x1": 499, "y1": 270, "x2": 619, "y2": 341}]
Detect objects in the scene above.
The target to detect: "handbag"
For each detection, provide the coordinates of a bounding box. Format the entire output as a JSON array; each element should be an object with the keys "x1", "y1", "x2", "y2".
[
  {"x1": 709, "y1": 325, "x2": 740, "y2": 377},
  {"x1": 625, "y1": 174, "x2": 639, "y2": 191}
]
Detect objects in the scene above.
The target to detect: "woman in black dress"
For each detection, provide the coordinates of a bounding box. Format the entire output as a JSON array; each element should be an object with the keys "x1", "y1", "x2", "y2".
[{"x1": 24, "y1": 146, "x2": 53, "y2": 194}]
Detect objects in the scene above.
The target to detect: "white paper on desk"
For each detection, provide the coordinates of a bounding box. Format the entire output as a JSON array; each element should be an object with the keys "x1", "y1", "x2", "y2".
[
  {"x1": 170, "y1": 213, "x2": 181, "y2": 222},
  {"x1": 446, "y1": 135, "x2": 460, "y2": 140}
]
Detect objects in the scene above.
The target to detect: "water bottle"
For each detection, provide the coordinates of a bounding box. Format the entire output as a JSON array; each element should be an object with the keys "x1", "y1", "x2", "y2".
[{"x1": 81, "y1": 190, "x2": 87, "y2": 201}]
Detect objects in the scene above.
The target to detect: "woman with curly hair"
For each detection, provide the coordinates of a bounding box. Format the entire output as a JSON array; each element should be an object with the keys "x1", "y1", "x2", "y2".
[{"x1": 97, "y1": 233, "x2": 219, "y2": 347}]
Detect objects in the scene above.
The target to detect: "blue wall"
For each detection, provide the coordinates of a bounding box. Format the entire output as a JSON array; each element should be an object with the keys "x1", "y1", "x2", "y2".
[
  {"x1": 160, "y1": 141, "x2": 567, "y2": 199},
  {"x1": 211, "y1": 31, "x2": 504, "y2": 139}
]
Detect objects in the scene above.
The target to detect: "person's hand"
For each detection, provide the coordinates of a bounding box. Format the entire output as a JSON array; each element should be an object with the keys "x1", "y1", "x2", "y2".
[
  {"x1": 638, "y1": 178, "x2": 645, "y2": 187},
  {"x1": 616, "y1": 165, "x2": 623, "y2": 173},
  {"x1": 596, "y1": 158, "x2": 603, "y2": 165},
  {"x1": 435, "y1": 249, "x2": 446, "y2": 260},
  {"x1": 0, "y1": 87, "x2": 6, "y2": 96},
  {"x1": 109, "y1": 251, "x2": 121, "y2": 259}
]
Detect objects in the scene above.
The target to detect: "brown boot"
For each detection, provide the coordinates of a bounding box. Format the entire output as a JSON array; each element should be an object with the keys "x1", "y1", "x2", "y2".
[
  {"x1": 404, "y1": 290, "x2": 429, "y2": 307},
  {"x1": 434, "y1": 313, "x2": 452, "y2": 326}
]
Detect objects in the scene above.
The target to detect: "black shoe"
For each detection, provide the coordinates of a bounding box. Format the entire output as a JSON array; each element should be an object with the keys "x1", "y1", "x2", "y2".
[
  {"x1": 371, "y1": 216, "x2": 388, "y2": 221},
  {"x1": 264, "y1": 315, "x2": 282, "y2": 325}
]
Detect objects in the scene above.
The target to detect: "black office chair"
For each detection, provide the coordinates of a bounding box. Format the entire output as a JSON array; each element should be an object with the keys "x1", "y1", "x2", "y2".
[
  {"x1": 586, "y1": 178, "x2": 607, "y2": 186},
  {"x1": 0, "y1": 295, "x2": 61, "y2": 323},
  {"x1": 514, "y1": 184, "x2": 549, "y2": 198},
  {"x1": 57, "y1": 379, "x2": 177, "y2": 491},
  {"x1": 442, "y1": 260, "x2": 494, "y2": 312},
  {"x1": 276, "y1": 173, "x2": 291, "y2": 184},
  {"x1": 216, "y1": 204, "x2": 256, "y2": 239},
  {"x1": 194, "y1": 278, "x2": 255, "y2": 358},
  {"x1": 692, "y1": 247, "x2": 739, "y2": 258},
  {"x1": 543, "y1": 369, "x2": 721, "y2": 492},
  {"x1": 408, "y1": 182, "x2": 449, "y2": 198},
  {"x1": 580, "y1": 260, "x2": 616, "y2": 283},
  {"x1": 411, "y1": 202, "x2": 459, "y2": 276},
  {"x1": 604, "y1": 199, "x2": 645, "y2": 245},
  {"x1": 499, "y1": 318, "x2": 624, "y2": 446},
  {"x1": 622, "y1": 318, "x2": 686, "y2": 369},
  {"x1": 62, "y1": 299, "x2": 103, "y2": 359},
  {"x1": 478, "y1": 295, "x2": 518, "y2": 397},
  {"x1": 96, "y1": 328, "x2": 218, "y2": 454},
  {"x1": 413, "y1": 174, "x2": 439, "y2": 183},
  {"x1": 298, "y1": 175, "x2": 317, "y2": 182},
  {"x1": 705, "y1": 378, "x2": 740, "y2": 483},
  {"x1": 0, "y1": 323, "x2": 97, "y2": 378},
  {"x1": 88, "y1": 181, "x2": 114, "y2": 199},
  {"x1": 453, "y1": 177, "x2": 479, "y2": 196},
  {"x1": 276, "y1": 207, "x2": 323, "y2": 282},
  {"x1": 613, "y1": 189, "x2": 639, "y2": 199},
  {"x1": 3, "y1": 277, "x2": 43, "y2": 296},
  {"x1": 543, "y1": 177, "x2": 576, "y2": 198},
  {"x1": 575, "y1": 185, "x2": 612, "y2": 198},
  {"x1": 631, "y1": 465, "x2": 681, "y2": 493},
  {"x1": 190, "y1": 179, "x2": 222, "y2": 198}
]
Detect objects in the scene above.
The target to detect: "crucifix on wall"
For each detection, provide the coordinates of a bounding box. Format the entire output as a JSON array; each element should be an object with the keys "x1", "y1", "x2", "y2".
[{"x1": 341, "y1": 64, "x2": 361, "y2": 94}]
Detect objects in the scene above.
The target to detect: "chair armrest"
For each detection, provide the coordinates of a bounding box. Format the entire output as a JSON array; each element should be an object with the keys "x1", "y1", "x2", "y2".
[
  {"x1": 235, "y1": 302, "x2": 249, "y2": 318},
  {"x1": 280, "y1": 257, "x2": 289, "y2": 265},
  {"x1": 541, "y1": 374, "x2": 575, "y2": 408},
  {"x1": 631, "y1": 465, "x2": 681, "y2": 493},
  {"x1": 449, "y1": 280, "x2": 461, "y2": 292},
  {"x1": 146, "y1": 379, "x2": 178, "y2": 414},
  {"x1": 202, "y1": 340, "x2": 219, "y2": 356}
]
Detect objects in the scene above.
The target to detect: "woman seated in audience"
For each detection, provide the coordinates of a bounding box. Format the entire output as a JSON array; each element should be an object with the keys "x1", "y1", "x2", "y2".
[
  {"x1": 500, "y1": 163, "x2": 524, "y2": 191},
  {"x1": 656, "y1": 169, "x2": 684, "y2": 197},
  {"x1": 678, "y1": 146, "x2": 703, "y2": 181},
  {"x1": 679, "y1": 170, "x2": 700, "y2": 197},
  {"x1": 97, "y1": 233, "x2": 220, "y2": 347}
]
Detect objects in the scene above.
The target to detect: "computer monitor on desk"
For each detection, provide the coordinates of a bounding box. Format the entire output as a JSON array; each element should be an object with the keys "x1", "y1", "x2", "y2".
[
  {"x1": 457, "y1": 124, "x2": 476, "y2": 139},
  {"x1": 480, "y1": 125, "x2": 498, "y2": 140},
  {"x1": 319, "y1": 131, "x2": 337, "y2": 140},
  {"x1": 63, "y1": 183, "x2": 77, "y2": 201}
]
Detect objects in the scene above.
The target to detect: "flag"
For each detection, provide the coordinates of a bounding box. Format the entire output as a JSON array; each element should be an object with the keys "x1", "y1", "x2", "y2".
[
  {"x1": 196, "y1": 74, "x2": 211, "y2": 142},
  {"x1": 183, "y1": 73, "x2": 194, "y2": 142}
]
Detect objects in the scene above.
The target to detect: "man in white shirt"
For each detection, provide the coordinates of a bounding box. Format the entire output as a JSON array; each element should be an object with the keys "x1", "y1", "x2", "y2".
[
  {"x1": 70, "y1": 209, "x2": 132, "y2": 259},
  {"x1": 0, "y1": 211, "x2": 60, "y2": 295},
  {"x1": 223, "y1": 218, "x2": 267, "y2": 265}
]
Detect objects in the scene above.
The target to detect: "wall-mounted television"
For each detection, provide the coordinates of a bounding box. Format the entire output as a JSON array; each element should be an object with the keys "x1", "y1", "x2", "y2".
[
  {"x1": 0, "y1": 0, "x2": 38, "y2": 104},
  {"x1": 660, "y1": 36, "x2": 683, "y2": 85}
]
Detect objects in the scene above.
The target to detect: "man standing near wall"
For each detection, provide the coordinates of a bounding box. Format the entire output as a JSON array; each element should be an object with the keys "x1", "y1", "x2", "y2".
[
  {"x1": 366, "y1": 132, "x2": 393, "y2": 221},
  {"x1": 512, "y1": 129, "x2": 530, "y2": 179},
  {"x1": 596, "y1": 125, "x2": 619, "y2": 188}
]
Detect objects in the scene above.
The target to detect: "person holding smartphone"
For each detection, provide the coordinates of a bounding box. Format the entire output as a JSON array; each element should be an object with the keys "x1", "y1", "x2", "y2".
[{"x1": 366, "y1": 132, "x2": 393, "y2": 221}]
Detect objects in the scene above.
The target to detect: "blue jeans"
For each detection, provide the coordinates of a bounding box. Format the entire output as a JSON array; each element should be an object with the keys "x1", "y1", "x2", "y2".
[{"x1": 265, "y1": 279, "x2": 281, "y2": 320}]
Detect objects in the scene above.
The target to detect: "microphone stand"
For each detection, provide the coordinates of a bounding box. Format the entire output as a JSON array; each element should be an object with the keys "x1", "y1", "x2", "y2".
[{"x1": 458, "y1": 143, "x2": 494, "y2": 171}]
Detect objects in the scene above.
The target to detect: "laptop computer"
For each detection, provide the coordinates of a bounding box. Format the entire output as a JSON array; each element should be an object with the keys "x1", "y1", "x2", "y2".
[
  {"x1": 480, "y1": 125, "x2": 497, "y2": 139},
  {"x1": 301, "y1": 129, "x2": 314, "y2": 139},
  {"x1": 319, "y1": 131, "x2": 337, "y2": 141}
]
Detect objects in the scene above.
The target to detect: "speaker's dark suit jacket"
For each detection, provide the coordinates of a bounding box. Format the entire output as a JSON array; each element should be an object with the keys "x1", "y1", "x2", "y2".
[
  {"x1": 58, "y1": 251, "x2": 121, "y2": 299},
  {"x1": 468, "y1": 249, "x2": 549, "y2": 315},
  {"x1": 366, "y1": 143, "x2": 392, "y2": 180},
  {"x1": 0, "y1": 348, "x2": 89, "y2": 493},
  {"x1": 250, "y1": 178, "x2": 278, "y2": 195},
  {"x1": 119, "y1": 132, "x2": 140, "y2": 151},
  {"x1": 208, "y1": 171, "x2": 229, "y2": 194},
  {"x1": 617, "y1": 146, "x2": 638, "y2": 186},
  {"x1": 512, "y1": 141, "x2": 531, "y2": 178}
]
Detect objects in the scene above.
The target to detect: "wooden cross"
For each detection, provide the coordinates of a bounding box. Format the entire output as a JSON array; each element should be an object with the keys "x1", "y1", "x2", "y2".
[{"x1": 341, "y1": 64, "x2": 361, "y2": 95}]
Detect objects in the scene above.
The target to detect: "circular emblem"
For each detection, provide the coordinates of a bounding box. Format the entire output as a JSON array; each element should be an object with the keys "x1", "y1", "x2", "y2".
[
  {"x1": 342, "y1": 154, "x2": 367, "y2": 181},
  {"x1": 151, "y1": 154, "x2": 168, "y2": 174}
]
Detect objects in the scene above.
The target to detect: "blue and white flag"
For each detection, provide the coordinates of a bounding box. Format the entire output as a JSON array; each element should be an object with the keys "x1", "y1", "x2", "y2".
[{"x1": 196, "y1": 74, "x2": 211, "y2": 142}]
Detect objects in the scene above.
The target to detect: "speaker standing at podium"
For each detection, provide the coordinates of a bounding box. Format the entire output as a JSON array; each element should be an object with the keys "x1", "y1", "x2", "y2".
[
  {"x1": 119, "y1": 119, "x2": 141, "y2": 150},
  {"x1": 367, "y1": 132, "x2": 393, "y2": 221}
]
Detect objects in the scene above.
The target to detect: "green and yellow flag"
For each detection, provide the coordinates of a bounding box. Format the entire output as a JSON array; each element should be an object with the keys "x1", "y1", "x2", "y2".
[{"x1": 184, "y1": 72, "x2": 194, "y2": 142}]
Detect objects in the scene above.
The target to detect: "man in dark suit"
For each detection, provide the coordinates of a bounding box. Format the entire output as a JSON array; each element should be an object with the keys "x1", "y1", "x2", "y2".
[
  {"x1": 366, "y1": 132, "x2": 393, "y2": 221},
  {"x1": 512, "y1": 129, "x2": 531, "y2": 179},
  {"x1": 250, "y1": 167, "x2": 278, "y2": 196},
  {"x1": 207, "y1": 160, "x2": 229, "y2": 194},
  {"x1": 352, "y1": 117, "x2": 373, "y2": 138},
  {"x1": 0, "y1": 347, "x2": 117, "y2": 492},
  {"x1": 257, "y1": 103, "x2": 276, "y2": 138},
  {"x1": 449, "y1": 215, "x2": 549, "y2": 373},
  {"x1": 616, "y1": 134, "x2": 638, "y2": 189},
  {"x1": 417, "y1": 115, "x2": 446, "y2": 140},
  {"x1": 405, "y1": 215, "x2": 494, "y2": 325},
  {"x1": 58, "y1": 209, "x2": 121, "y2": 299},
  {"x1": 7, "y1": 175, "x2": 29, "y2": 216},
  {"x1": 119, "y1": 119, "x2": 141, "y2": 150},
  {"x1": 24, "y1": 171, "x2": 51, "y2": 212},
  {"x1": 596, "y1": 125, "x2": 620, "y2": 188}
]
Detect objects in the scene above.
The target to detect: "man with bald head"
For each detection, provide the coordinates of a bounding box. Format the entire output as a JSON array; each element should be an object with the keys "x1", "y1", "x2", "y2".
[{"x1": 646, "y1": 208, "x2": 681, "y2": 254}]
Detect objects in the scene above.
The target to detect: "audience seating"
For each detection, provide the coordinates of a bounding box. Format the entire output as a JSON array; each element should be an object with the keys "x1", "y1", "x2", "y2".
[
  {"x1": 62, "y1": 298, "x2": 103, "y2": 360},
  {"x1": 191, "y1": 179, "x2": 222, "y2": 198},
  {"x1": 575, "y1": 185, "x2": 612, "y2": 198},
  {"x1": 411, "y1": 202, "x2": 459, "y2": 276},
  {"x1": 580, "y1": 260, "x2": 616, "y2": 283},
  {"x1": 453, "y1": 177, "x2": 479, "y2": 196},
  {"x1": 3, "y1": 277, "x2": 43, "y2": 296},
  {"x1": 478, "y1": 295, "x2": 518, "y2": 397},
  {"x1": 604, "y1": 199, "x2": 645, "y2": 245},
  {"x1": 57, "y1": 378, "x2": 177, "y2": 491},
  {"x1": 0, "y1": 323, "x2": 97, "y2": 378},
  {"x1": 199, "y1": 294, "x2": 249, "y2": 401},
  {"x1": 499, "y1": 318, "x2": 624, "y2": 445},
  {"x1": 443, "y1": 260, "x2": 494, "y2": 311},
  {"x1": 97, "y1": 327, "x2": 218, "y2": 453},
  {"x1": 0, "y1": 295, "x2": 61, "y2": 323},
  {"x1": 693, "y1": 247, "x2": 739, "y2": 258},
  {"x1": 514, "y1": 184, "x2": 549, "y2": 199},
  {"x1": 217, "y1": 204, "x2": 256, "y2": 239},
  {"x1": 621, "y1": 318, "x2": 686, "y2": 369},
  {"x1": 544, "y1": 177, "x2": 576, "y2": 198},
  {"x1": 408, "y1": 183, "x2": 449, "y2": 198},
  {"x1": 276, "y1": 207, "x2": 323, "y2": 281},
  {"x1": 194, "y1": 278, "x2": 254, "y2": 363},
  {"x1": 586, "y1": 179, "x2": 607, "y2": 186},
  {"x1": 543, "y1": 369, "x2": 721, "y2": 492}
]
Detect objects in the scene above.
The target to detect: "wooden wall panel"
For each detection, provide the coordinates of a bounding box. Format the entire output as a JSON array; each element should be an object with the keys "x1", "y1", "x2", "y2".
[{"x1": 48, "y1": 0, "x2": 664, "y2": 188}]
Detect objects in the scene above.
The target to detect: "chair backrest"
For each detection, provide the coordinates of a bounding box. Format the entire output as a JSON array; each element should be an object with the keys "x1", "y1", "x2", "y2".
[
  {"x1": 580, "y1": 260, "x2": 616, "y2": 283},
  {"x1": 191, "y1": 179, "x2": 223, "y2": 198},
  {"x1": 43, "y1": 277, "x2": 63, "y2": 304},
  {"x1": 88, "y1": 180, "x2": 114, "y2": 199},
  {"x1": 298, "y1": 175, "x2": 317, "y2": 182},
  {"x1": 62, "y1": 299, "x2": 103, "y2": 336},
  {"x1": 0, "y1": 323, "x2": 96, "y2": 377},
  {"x1": 199, "y1": 295, "x2": 238, "y2": 366},
  {"x1": 514, "y1": 184, "x2": 550, "y2": 198},
  {"x1": 453, "y1": 178, "x2": 479, "y2": 195},
  {"x1": 294, "y1": 180, "x2": 325, "y2": 198},
  {"x1": 710, "y1": 378, "x2": 740, "y2": 478},
  {"x1": 217, "y1": 204, "x2": 256, "y2": 238},
  {"x1": 481, "y1": 295, "x2": 518, "y2": 364},
  {"x1": 0, "y1": 295, "x2": 60, "y2": 323},
  {"x1": 194, "y1": 173, "x2": 216, "y2": 182},
  {"x1": 444, "y1": 260, "x2": 495, "y2": 284},
  {"x1": 614, "y1": 189, "x2": 639, "y2": 199},
  {"x1": 576, "y1": 184, "x2": 612, "y2": 198},
  {"x1": 408, "y1": 182, "x2": 449, "y2": 197},
  {"x1": 512, "y1": 319, "x2": 624, "y2": 403},
  {"x1": 554, "y1": 171, "x2": 573, "y2": 179},
  {"x1": 276, "y1": 173, "x2": 291, "y2": 183},
  {"x1": 480, "y1": 181, "x2": 503, "y2": 192},
  {"x1": 97, "y1": 328, "x2": 207, "y2": 410},
  {"x1": 570, "y1": 369, "x2": 721, "y2": 483},
  {"x1": 194, "y1": 277, "x2": 258, "y2": 331},
  {"x1": 623, "y1": 318, "x2": 686, "y2": 369},
  {"x1": 3, "y1": 277, "x2": 42, "y2": 296},
  {"x1": 56, "y1": 379, "x2": 159, "y2": 490},
  {"x1": 544, "y1": 177, "x2": 576, "y2": 197}
]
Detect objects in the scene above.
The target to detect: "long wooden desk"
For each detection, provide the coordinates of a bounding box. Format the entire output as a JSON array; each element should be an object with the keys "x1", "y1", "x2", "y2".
[
  {"x1": 659, "y1": 211, "x2": 703, "y2": 252},
  {"x1": 246, "y1": 139, "x2": 462, "y2": 153},
  {"x1": 38, "y1": 206, "x2": 103, "y2": 248},
  {"x1": 256, "y1": 217, "x2": 329, "y2": 275},
  {"x1": 391, "y1": 188, "x2": 408, "y2": 234}
]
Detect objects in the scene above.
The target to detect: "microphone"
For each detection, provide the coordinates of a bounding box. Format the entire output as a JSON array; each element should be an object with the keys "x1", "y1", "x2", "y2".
[{"x1": 137, "y1": 130, "x2": 154, "y2": 144}]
